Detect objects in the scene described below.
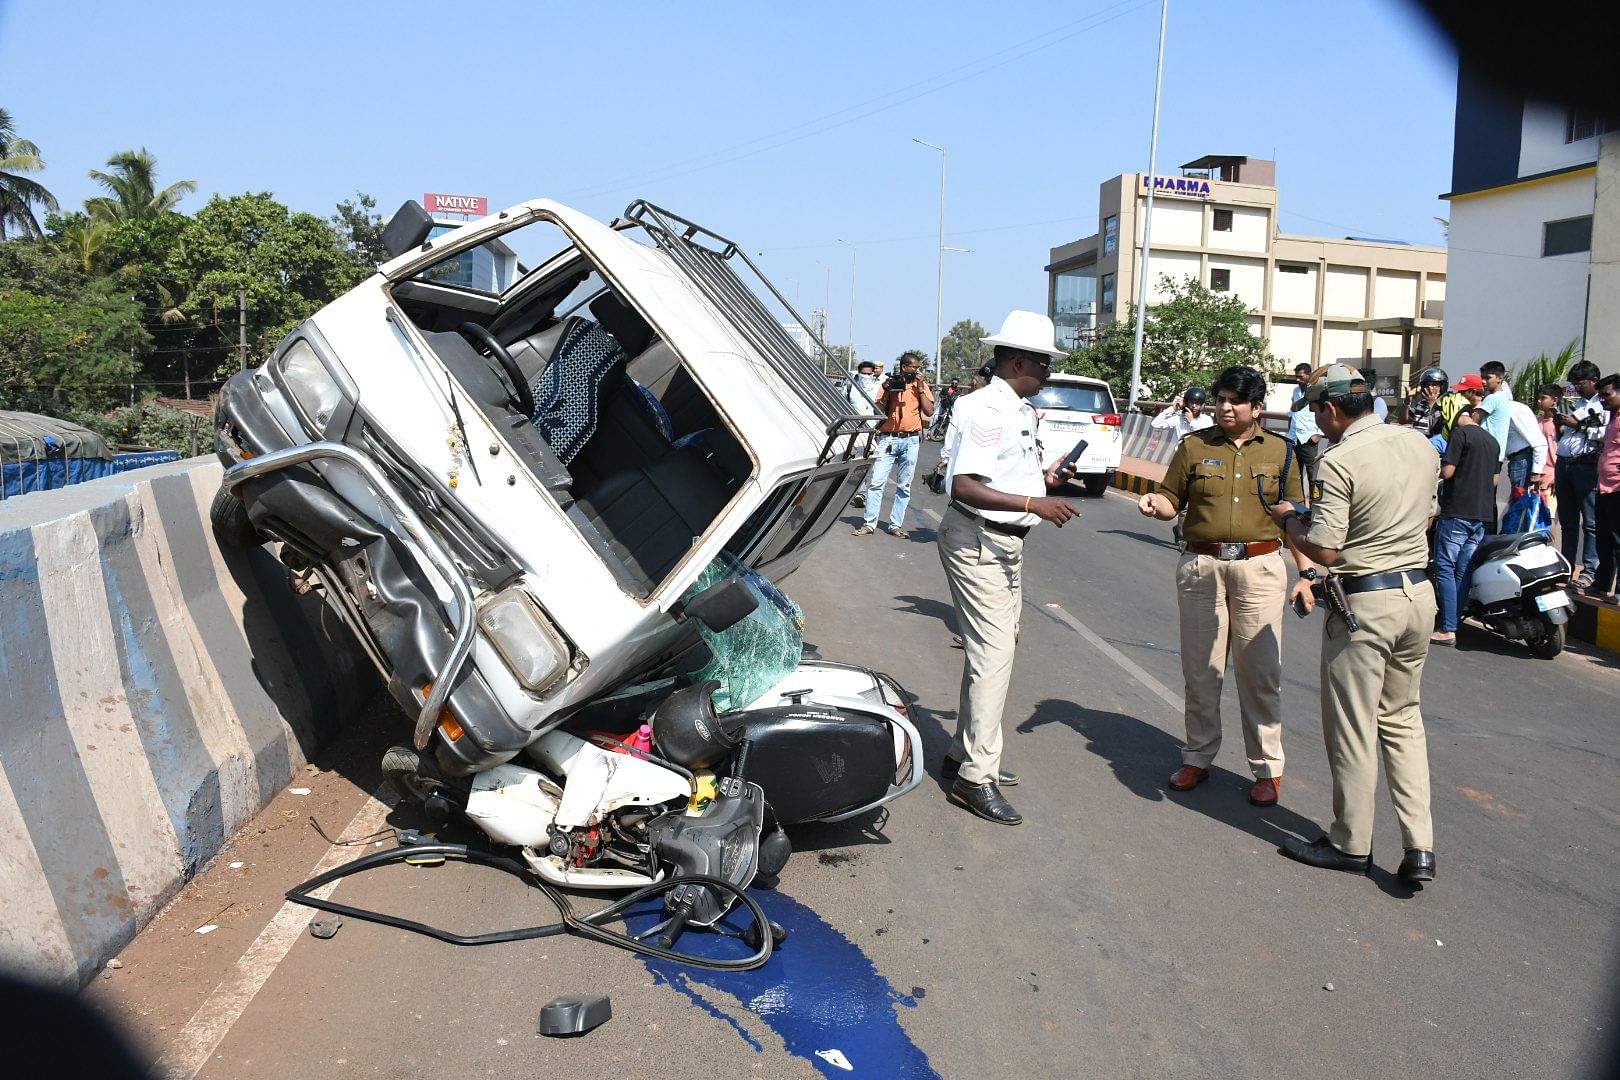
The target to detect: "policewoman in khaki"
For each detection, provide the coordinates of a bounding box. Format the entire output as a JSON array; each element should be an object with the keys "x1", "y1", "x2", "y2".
[
  {"x1": 1270, "y1": 364, "x2": 1440, "y2": 886},
  {"x1": 1139, "y1": 366, "x2": 1311, "y2": 808},
  {"x1": 937, "y1": 311, "x2": 1079, "y2": 826}
]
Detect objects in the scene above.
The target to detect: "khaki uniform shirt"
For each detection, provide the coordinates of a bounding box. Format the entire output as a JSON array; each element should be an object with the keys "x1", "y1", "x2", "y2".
[
  {"x1": 1158, "y1": 425, "x2": 1305, "y2": 543},
  {"x1": 1306, "y1": 414, "x2": 1441, "y2": 576}
]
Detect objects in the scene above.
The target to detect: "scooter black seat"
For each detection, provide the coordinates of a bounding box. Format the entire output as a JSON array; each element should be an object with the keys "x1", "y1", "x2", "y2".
[{"x1": 1473, "y1": 529, "x2": 1552, "y2": 563}]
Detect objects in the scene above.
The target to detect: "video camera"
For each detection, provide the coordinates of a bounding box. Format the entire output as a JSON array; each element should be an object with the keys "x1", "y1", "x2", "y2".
[{"x1": 884, "y1": 370, "x2": 919, "y2": 393}]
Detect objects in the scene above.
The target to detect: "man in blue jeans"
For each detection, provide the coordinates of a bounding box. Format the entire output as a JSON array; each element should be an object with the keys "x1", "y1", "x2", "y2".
[
  {"x1": 1431, "y1": 405, "x2": 1499, "y2": 646},
  {"x1": 855, "y1": 352, "x2": 934, "y2": 538}
]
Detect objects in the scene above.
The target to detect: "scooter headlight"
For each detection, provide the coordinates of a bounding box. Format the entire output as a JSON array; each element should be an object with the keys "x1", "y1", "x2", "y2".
[
  {"x1": 279, "y1": 340, "x2": 349, "y2": 434},
  {"x1": 478, "y1": 588, "x2": 569, "y2": 693}
]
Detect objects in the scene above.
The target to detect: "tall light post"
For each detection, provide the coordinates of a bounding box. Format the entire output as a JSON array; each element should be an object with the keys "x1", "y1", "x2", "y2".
[
  {"x1": 912, "y1": 138, "x2": 947, "y2": 382},
  {"x1": 836, "y1": 238, "x2": 857, "y2": 369},
  {"x1": 1128, "y1": 0, "x2": 1169, "y2": 411}
]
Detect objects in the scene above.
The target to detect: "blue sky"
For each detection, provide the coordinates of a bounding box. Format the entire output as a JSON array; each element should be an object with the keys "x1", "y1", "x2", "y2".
[{"x1": 0, "y1": 1, "x2": 1456, "y2": 364}]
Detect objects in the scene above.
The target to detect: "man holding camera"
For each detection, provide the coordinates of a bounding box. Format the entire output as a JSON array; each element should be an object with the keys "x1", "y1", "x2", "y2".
[
  {"x1": 1553, "y1": 360, "x2": 1608, "y2": 587},
  {"x1": 1151, "y1": 386, "x2": 1215, "y2": 440},
  {"x1": 855, "y1": 352, "x2": 934, "y2": 539}
]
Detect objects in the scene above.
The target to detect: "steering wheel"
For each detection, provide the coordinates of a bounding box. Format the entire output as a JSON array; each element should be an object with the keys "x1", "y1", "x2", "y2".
[{"x1": 458, "y1": 322, "x2": 534, "y2": 418}]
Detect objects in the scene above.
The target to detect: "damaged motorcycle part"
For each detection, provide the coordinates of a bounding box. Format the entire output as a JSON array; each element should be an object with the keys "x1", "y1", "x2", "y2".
[
  {"x1": 538, "y1": 995, "x2": 612, "y2": 1037},
  {"x1": 283, "y1": 843, "x2": 774, "y2": 969}
]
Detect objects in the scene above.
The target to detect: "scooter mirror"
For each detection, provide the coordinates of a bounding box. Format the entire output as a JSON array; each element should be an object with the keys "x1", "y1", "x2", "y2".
[{"x1": 681, "y1": 577, "x2": 758, "y2": 634}]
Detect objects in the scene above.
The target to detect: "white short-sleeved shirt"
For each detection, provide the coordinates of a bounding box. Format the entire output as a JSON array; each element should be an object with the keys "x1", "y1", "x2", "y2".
[{"x1": 943, "y1": 377, "x2": 1044, "y2": 527}]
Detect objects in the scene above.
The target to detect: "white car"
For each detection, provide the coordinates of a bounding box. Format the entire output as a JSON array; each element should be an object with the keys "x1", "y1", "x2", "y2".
[{"x1": 1030, "y1": 373, "x2": 1122, "y2": 496}]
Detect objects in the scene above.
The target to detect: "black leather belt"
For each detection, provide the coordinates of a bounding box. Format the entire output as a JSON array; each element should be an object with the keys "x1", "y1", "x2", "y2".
[
  {"x1": 885, "y1": 431, "x2": 922, "y2": 439},
  {"x1": 950, "y1": 501, "x2": 1031, "y2": 539},
  {"x1": 1339, "y1": 568, "x2": 1428, "y2": 594}
]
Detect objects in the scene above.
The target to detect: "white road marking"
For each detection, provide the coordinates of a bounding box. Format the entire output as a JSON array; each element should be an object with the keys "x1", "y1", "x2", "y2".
[
  {"x1": 158, "y1": 785, "x2": 396, "y2": 1080},
  {"x1": 1037, "y1": 602, "x2": 1185, "y2": 717},
  {"x1": 918, "y1": 503, "x2": 1182, "y2": 717}
]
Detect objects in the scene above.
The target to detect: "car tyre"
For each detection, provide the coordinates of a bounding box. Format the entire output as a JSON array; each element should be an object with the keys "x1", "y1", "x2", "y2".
[
  {"x1": 1083, "y1": 474, "x2": 1110, "y2": 498},
  {"x1": 209, "y1": 487, "x2": 263, "y2": 549},
  {"x1": 381, "y1": 745, "x2": 460, "y2": 805}
]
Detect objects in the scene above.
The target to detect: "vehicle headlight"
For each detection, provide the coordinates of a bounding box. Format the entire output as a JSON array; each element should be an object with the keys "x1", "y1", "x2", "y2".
[
  {"x1": 478, "y1": 588, "x2": 569, "y2": 693},
  {"x1": 279, "y1": 341, "x2": 348, "y2": 434}
]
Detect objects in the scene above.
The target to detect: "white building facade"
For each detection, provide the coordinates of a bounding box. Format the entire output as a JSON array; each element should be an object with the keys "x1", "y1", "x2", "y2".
[{"x1": 1442, "y1": 60, "x2": 1619, "y2": 373}]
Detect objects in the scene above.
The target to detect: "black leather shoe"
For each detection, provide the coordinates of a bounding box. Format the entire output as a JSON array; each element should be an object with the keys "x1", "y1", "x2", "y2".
[
  {"x1": 1280, "y1": 835, "x2": 1371, "y2": 875},
  {"x1": 940, "y1": 757, "x2": 1019, "y2": 786},
  {"x1": 948, "y1": 779, "x2": 1023, "y2": 825},
  {"x1": 1399, "y1": 849, "x2": 1436, "y2": 884}
]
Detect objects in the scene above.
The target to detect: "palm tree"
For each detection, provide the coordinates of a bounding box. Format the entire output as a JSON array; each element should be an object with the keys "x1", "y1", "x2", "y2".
[
  {"x1": 53, "y1": 217, "x2": 112, "y2": 273},
  {"x1": 0, "y1": 108, "x2": 59, "y2": 240},
  {"x1": 1510, "y1": 338, "x2": 1582, "y2": 403},
  {"x1": 86, "y1": 148, "x2": 196, "y2": 224}
]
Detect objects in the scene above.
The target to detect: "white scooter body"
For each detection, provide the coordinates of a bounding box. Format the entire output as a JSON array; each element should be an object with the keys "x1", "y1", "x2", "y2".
[
  {"x1": 461, "y1": 659, "x2": 923, "y2": 889},
  {"x1": 1466, "y1": 529, "x2": 1573, "y2": 656}
]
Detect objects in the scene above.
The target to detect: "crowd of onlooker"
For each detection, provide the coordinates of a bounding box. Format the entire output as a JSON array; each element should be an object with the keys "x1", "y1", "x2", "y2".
[{"x1": 1285, "y1": 358, "x2": 1620, "y2": 612}]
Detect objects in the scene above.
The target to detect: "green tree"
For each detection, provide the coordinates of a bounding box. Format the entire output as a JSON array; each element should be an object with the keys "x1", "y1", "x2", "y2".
[
  {"x1": 0, "y1": 107, "x2": 58, "y2": 239},
  {"x1": 937, "y1": 319, "x2": 988, "y2": 383},
  {"x1": 0, "y1": 282, "x2": 147, "y2": 412},
  {"x1": 85, "y1": 148, "x2": 197, "y2": 225},
  {"x1": 167, "y1": 192, "x2": 368, "y2": 374},
  {"x1": 52, "y1": 215, "x2": 113, "y2": 274},
  {"x1": 1510, "y1": 338, "x2": 1581, "y2": 403},
  {"x1": 1059, "y1": 275, "x2": 1271, "y2": 401},
  {"x1": 330, "y1": 191, "x2": 389, "y2": 269}
]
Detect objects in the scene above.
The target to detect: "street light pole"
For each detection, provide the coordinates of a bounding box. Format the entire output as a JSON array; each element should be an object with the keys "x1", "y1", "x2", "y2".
[
  {"x1": 837, "y1": 238, "x2": 856, "y2": 368},
  {"x1": 913, "y1": 138, "x2": 947, "y2": 383},
  {"x1": 1128, "y1": 0, "x2": 1169, "y2": 412}
]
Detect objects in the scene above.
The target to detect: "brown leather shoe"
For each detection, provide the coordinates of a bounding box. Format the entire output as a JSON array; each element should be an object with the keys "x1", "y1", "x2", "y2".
[
  {"x1": 1167, "y1": 765, "x2": 1208, "y2": 791},
  {"x1": 1249, "y1": 776, "x2": 1282, "y2": 806}
]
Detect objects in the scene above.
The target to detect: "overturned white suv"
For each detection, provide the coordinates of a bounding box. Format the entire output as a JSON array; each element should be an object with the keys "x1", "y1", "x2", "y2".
[{"x1": 212, "y1": 199, "x2": 922, "y2": 911}]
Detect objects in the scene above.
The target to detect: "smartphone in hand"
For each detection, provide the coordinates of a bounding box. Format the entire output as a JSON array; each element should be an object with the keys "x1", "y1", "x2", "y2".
[
  {"x1": 1292, "y1": 593, "x2": 1310, "y2": 618},
  {"x1": 1058, "y1": 438, "x2": 1090, "y2": 472}
]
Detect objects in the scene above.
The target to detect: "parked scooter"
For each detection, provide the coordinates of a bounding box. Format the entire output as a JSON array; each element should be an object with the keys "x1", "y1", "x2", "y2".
[{"x1": 1465, "y1": 528, "x2": 1574, "y2": 658}]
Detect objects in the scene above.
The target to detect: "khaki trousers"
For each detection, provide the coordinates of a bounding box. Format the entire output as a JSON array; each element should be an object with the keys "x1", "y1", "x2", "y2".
[
  {"x1": 1320, "y1": 581, "x2": 1436, "y2": 855},
  {"x1": 1175, "y1": 551, "x2": 1287, "y2": 777},
  {"x1": 937, "y1": 512, "x2": 1023, "y2": 785}
]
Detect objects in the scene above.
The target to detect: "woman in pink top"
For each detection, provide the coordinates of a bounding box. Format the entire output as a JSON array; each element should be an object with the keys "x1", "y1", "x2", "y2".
[{"x1": 1536, "y1": 384, "x2": 1561, "y2": 498}]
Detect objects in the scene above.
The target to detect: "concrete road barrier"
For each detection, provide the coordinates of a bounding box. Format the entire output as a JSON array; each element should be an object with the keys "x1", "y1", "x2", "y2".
[{"x1": 0, "y1": 458, "x2": 379, "y2": 988}]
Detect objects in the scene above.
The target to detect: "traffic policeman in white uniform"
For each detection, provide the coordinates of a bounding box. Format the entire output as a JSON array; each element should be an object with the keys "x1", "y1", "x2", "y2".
[{"x1": 938, "y1": 311, "x2": 1079, "y2": 825}]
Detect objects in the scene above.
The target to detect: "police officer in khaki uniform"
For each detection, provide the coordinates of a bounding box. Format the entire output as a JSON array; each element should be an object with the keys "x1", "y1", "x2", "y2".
[
  {"x1": 938, "y1": 311, "x2": 1078, "y2": 825},
  {"x1": 1138, "y1": 366, "x2": 1313, "y2": 807},
  {"x1": 1268, "y1": 364, "x2": 1440, "y2": 885}
]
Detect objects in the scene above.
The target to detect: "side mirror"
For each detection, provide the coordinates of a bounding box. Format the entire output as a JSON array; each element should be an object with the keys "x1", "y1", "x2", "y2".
[
  {"x1": 381, "y1": 200, "x2": 436, "y2": 258},
  {"x1": 680, "y1": 577, "x2": 758, "y2": 634}
]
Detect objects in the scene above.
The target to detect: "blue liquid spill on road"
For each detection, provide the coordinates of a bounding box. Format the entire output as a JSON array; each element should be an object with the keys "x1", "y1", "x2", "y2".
[{"x1": 627, "y1": 889, "x2": 938, "y2": 1078}]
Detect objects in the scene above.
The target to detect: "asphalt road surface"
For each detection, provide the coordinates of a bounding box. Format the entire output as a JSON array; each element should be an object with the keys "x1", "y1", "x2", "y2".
[{"x1": 87, "y1": 443, "x2": 1620, "y2": 1080}]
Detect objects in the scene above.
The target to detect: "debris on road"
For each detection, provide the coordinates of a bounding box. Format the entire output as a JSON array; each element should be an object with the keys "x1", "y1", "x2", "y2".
[
  {"x1": 1324, "y1": 983, "x2": 1335, "y2": 992},
  {"x1": 309, "y1": 918, "x2": 342, "y2": 940},
  {"x1": 288, "y1": 787, "x2": 312, "y2": 796},
  {"x1": 194, "y1": 924, "x2": 218, "y2": 935},
  {"x1": 105, "y1": 958, "x2": 123, "y2": 969},
  {"x1": 538, "y1": 994, "x2": 612, "y2": 1037},
  {"x1": 815, "y1": 1048, "x2": 854, "y2": 1071}
]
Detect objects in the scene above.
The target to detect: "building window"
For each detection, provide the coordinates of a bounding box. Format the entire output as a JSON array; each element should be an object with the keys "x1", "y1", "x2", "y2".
[
  {"x1": 1103, "y1": 214, "x2": 1118, "y2": 255},
  {"x1": 1100, "y1": 272, "x2": 1116, "y2": 315},
  {"x1": 1210, "y1": 268, "x2": 1231, "y2": 292},
  {"x1": 1052, "y1": 269, "x2": 1098, "y2": 348},
  {"x1": 1277, "y1": 263, "x2": 1309, "y2": 274},
  {"x1": 1543, "y1": 216, "x2": 1593, "y2": 257},
  {"x1": 1565, "y1": 110, "x2": 1617, "y2": 143},
  {"x1": 1212, "y1": 208, "x2": 1234, "y2": 233}
]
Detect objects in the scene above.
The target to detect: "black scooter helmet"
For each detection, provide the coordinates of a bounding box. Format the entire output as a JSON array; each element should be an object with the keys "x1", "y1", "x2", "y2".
[
  {"x1": 1183, "y1": 387, "x2": 1208, "y2": 405},
  {"x1": 1416, "y1": 366, "x2": 1449, "y2": 388},
  {"x1": 649, "y1": 680, "x2": 740, "y2": 769}
]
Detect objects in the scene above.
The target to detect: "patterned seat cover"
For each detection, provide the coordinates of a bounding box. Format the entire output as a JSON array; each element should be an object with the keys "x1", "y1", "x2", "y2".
[{"x1": 530, "y1": 320, "x2": 628, "y2": 465}]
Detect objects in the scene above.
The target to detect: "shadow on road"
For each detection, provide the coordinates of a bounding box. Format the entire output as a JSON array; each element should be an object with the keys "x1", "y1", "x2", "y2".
[
  {"x1": 892, "y1": 593, "x2": 958, "y2": 634},
  {"x1": 1093, "y1": 527, "x2": 1180, "y2": 551},
  {"x1": 1016, "y1": 698, "x2": 1321, "y2": 849}
]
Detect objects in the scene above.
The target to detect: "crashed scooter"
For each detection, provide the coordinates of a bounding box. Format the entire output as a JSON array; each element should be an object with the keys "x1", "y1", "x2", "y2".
[{"x1": 212, "y1": 197, "x2": 922, "y2": 951}]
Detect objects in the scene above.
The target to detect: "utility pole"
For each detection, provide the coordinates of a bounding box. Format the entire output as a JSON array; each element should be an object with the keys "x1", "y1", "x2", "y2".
[
  {"x1": 913, "y1": 139, "x2": 948, "y2": 383},
  {"x1": 238, "y1": 289, "x2": 249, "y2": 373},
  {"x1": 1129, "y1": 0, "x2": 1169, "y2": 411},
  {"x1": 837, "y1": 239, "x2": 857, "y2": 368}
]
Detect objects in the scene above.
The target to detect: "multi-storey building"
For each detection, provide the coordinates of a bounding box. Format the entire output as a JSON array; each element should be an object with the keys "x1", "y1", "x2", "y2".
[{"x1": 1046, "y1": 156, "x2": 1447, "y2": 390}]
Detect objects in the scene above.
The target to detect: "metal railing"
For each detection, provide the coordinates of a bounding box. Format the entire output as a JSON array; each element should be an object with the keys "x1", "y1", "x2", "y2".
[
  {"x1": 222, "y1": 441, "x2": 477, "y2": 750},
  {"x1": 621, "y1": 201, "x2": 877, "y2": 462}
]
